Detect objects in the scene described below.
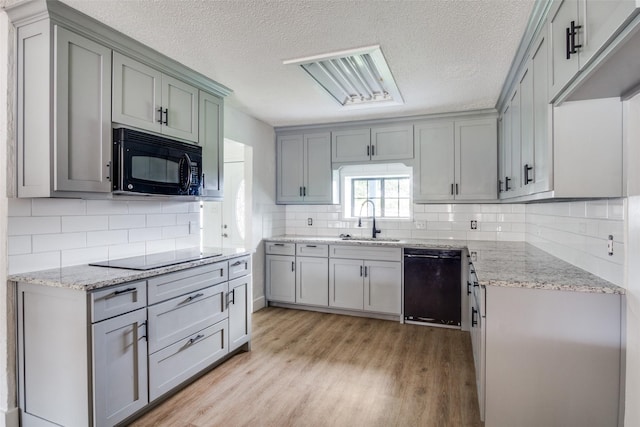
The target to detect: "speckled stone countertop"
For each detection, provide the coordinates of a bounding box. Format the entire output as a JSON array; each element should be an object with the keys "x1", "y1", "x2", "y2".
[
  {"x1": 8, "y1": 248, "x2": 251, "y2": 291},
  {"x1": 265, "y1": 236, "x2": 624, "y2": 295}
]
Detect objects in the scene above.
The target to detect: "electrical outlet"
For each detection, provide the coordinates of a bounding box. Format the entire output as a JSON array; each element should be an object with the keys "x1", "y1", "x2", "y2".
[
  {"x1": 414, "y1": 220, "x2": 426, "y2": 229},
  {"x1": 307, "y1": 218, "x2": 313, "y2": 226},
  {"x1": 470, "y1": 220, "x2": 478, "y2": 230},
  {"x1": 470, "y1": 251, "x2": 477, "y2": 262},
  {"x1": 608, "y1": 235, "x2": 614, "y2": 256}
]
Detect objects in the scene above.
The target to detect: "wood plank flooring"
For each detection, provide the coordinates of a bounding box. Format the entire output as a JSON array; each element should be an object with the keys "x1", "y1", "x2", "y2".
[{"x1": 131, "y1": 307, "x2": 483, "y2": 427}]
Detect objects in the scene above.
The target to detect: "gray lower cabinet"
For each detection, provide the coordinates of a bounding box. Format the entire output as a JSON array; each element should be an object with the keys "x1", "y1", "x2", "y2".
[
  {"x1": 16, "y1": 255, "x2": 251, "y2": 427},
  {"x1": 266, "y1": 254, "x2": 296, "y2": 303},
  {"x1": 296, "y1": 257, "x2": 329, "y2": 306},
  {"x1": 93, "y1": 308, "x2": 149, "y2": 426}
]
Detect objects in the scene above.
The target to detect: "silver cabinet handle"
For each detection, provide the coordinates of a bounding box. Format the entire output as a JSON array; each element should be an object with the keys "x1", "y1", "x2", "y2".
[
  {"x1": 187, "y1": 334, "x2": 204, "y2": 346},
  {"x1": 186, "y1": 292, "x2": 204, "y2": 302}
]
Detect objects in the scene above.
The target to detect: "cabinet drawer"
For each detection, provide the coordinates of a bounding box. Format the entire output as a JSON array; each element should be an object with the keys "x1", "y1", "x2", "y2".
[
  {"x1": 329, "y1": 245, "x2": 401, "y2": 261},
  {"x1": 228, "y1": 255, "x2": 252, "y2": 280},
  {"x1": 148, "y1": 282, "x2": 227, "y2": 353},
  {"x1": 296, "y1": 243, "x2": 329, "y2": 257},
  {"x1": 90, "y1": 281, "x2": 146, "y2": 323},
  {"x1": 149, "y1": 319, "x2": 228, "y2": 402},
  {"x1": 265, "y1": 242, "x2": 295, "y2": 256},
  {"x1": 148, "y1": 262, "x2": 227, "y2": 305}
]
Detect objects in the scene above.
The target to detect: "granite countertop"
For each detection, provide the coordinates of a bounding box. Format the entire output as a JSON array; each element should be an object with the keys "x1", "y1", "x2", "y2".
[
  {"x1": 8, "y1": 248, "x2": 251, "y2": 291},
  {"x1": 265, "y1": 236, "x2": 624, "y2": 295}
]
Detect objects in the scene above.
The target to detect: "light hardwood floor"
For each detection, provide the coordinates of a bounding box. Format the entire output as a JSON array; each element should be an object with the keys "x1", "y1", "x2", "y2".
[{"x1": 131, "y1": 307, "x2": 483, "y2": 427}]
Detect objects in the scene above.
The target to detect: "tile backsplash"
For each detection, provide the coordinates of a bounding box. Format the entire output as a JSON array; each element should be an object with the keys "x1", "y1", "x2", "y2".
[
  {"x1": 284, "y1": 203, "x2": 526, "y2": 242},
  {"x1": 525, "y1": 199, "x2": 625, "y2": 286},
  {"x1": 8, "y1": 198, "x2": 200, "y2": 274}
]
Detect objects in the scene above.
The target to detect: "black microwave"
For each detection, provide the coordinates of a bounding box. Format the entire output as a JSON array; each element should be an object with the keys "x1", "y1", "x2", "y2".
[{"x1": 112, "y1": 128, "x2": 202, "y2": 196}]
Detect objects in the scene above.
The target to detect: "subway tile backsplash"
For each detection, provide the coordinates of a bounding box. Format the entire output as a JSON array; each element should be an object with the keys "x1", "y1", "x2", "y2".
[{"x1": 8, "y1": 199, "x2": 200, "y2": 274}]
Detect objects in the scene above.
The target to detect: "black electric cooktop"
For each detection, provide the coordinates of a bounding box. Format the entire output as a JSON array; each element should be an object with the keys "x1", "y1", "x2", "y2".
[{"x1": 89, "y1": 248, "x2": 222, "y2": 271}]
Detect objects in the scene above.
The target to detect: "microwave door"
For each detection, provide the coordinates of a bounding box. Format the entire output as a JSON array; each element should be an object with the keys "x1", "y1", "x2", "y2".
[{"x1": 123, "y1": 142, "x2": 186, "y2": 195}]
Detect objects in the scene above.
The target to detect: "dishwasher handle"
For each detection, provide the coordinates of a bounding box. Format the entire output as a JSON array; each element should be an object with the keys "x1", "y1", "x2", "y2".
[{"x1": 404, "y1": 254, "x2": 439, "y2": 259}]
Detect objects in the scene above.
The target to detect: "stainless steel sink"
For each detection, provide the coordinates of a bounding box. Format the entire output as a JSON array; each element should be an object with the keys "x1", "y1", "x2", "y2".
[{"x1": 339, "y1": 237, "x2": 400, "y2": 242}]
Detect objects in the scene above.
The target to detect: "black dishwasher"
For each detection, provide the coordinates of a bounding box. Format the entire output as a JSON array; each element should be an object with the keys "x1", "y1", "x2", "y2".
[{"x1": 404, "y1": 248, "x2": 461, "y2": 326}]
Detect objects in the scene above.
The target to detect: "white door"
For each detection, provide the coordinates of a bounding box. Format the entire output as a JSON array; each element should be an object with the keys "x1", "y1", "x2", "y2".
[{"x1": 222, "y1": 159, "x2": 246, "y2": 249}]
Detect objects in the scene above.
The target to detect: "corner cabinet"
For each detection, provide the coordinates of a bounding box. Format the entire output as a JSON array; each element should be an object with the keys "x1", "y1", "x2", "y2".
[
  {"x1": 276, "y1": 132, "x2": 332, "y2": 204},
  {"x1": 199, "y1": 91, "x2": 224, "y2": 199},
  {"x1": 414, "y1": 117, "x2": 497, "y2": 202},
  {"x1": 16, "y1": 22, "x2": 112, "y2": 197},
  {"x1": 112, "y1": 52, "x2": 199, "y2": 143}
]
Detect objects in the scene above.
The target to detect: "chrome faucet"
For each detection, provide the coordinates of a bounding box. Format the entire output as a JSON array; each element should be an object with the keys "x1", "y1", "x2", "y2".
[{"x1": 358, "y1": 199, "x2": 381, "y2": 238}]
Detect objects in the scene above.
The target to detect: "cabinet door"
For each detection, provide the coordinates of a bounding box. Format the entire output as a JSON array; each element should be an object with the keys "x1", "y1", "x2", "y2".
[
  {"x1": 331, "y1": 128, "x2": 371, "y2": 163},
  {"x1": 455, "y1": 119, "x2": 498, "y2": 200},
  {"x1": 364, "y1": 261, "x2": 400, "y2": 314},
  {"x1": 93, "y1": 309, "x2": 148, "y2": 427},
  {"x1": 579, "y1": 0, "x2": 637, "y2": 67},
  {"x1": 499, "y1": 105, "x2": 513, "y2": 197},
  {"x1": 266, "y1": 255, "x2": 296, "y2": 303},
  {"x1": 276, "y1": 134, "x2": 304, "y2": 203},
  {"x1": 199, "y1": 91, "x2": 223, "y2": 198},
  {"x1": 296, "y1": 257, "x2": 329, "y2": 306},
  {"x1": 303, "y1": 132, "x2": 332, "y2": 203},
  {"x1": 549, "y1": 0, "x2": 580, "y2": 98},
  {"x1": 413, "y1": 121, "x2": 455, "y2": 202},
  {"x1": 112, "y1": 52, "x2": 162, "y2": 133},
  {"x1": 161, "y1": 74, "x2": 199, "y2": 142},
  {"x1": 54, "y1": 26, "x2": 112, "y2": 193},
  {"x1": 329, "y1": 258, "x2": 364, "y2": 310},
  {"x1": 509, "y1": 88, "x2": 523, "y2": 196},
  {"x1": 228, "y1": 275, "x2": 251, "y2": 351},
  {"x1": 17, "y1": 20, "x2": 51, "y2": 197},
  {"x1": 520, "y1": 67, "x2": 535, "y2": 195},
  {"x1": 532, "y1": 31, "x2": 552, "y2": 194},
  {"x1": 370, "y1": 124, "x2": 414, "y2": 161}
]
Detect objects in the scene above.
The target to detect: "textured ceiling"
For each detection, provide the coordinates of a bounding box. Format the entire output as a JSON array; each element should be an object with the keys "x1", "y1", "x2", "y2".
[{"x1": 52, "y1": 0, "x2": 533, "y2": 126}]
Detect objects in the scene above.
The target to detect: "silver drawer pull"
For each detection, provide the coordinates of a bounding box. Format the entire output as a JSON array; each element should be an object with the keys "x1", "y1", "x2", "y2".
[
  {"x1": 186, "y1": 292, "x2": 204, "y2": 302},
  {"x1": 231, "y1": 260, "x2": 243, "y2": 267},
  {"x1": 112, "y1": 287, "x2": 136, "y2": 297},
  {"x1": 187, "y1": 334, "x2": 204, "y2": 346}
]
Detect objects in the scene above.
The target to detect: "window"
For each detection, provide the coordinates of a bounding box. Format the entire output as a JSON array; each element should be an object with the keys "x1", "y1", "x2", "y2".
[{"x1": 351, "y1": 177, "x2": 410, "y2": 218}]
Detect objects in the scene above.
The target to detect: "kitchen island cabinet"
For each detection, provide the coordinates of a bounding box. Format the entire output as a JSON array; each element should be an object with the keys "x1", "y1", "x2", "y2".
[{"x1": 12, "y1": 250, "x2": 251, "y2": 427}]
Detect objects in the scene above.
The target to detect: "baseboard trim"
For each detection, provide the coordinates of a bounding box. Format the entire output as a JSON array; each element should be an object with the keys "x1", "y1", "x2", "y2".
[
  {"x1": 253, "y1": 296, "x2": 266, "y2": 312},
  {"x1": 1, "y1": 407, "x2": 19, "y2": 427}
]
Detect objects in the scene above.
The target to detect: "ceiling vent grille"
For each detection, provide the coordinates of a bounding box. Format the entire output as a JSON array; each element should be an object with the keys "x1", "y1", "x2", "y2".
[{"x1": 284, "y1": 46, "x2": 403, "y2": 109}]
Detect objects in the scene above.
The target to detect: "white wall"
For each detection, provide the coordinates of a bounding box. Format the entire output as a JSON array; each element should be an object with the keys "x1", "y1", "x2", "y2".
[{"x1": 224, "y1": 106, "x2": 283, "y2": 310}]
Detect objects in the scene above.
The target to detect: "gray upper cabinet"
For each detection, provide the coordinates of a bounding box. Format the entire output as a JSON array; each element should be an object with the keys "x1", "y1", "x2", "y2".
[
  {"x1": 199, "y1": 91, "x2": 224, "y2": 199},
  {"x1": 549, "y1": 0, "x2": 638, "y2": 100},
  {"x1": 455, "y1": 119, "x2": 498, "y2": 201},
  {"x1": 413, "y1": 121, "x2": 455, "y2": 201},
  {"x1": 276, "y1": 132, "x2": 332, "y2": 204},
  {"x1": 331, "y1": 128, "x2": 371, "y2": 162},
  {"x1": 55, "y1": 26, "x2": 112, "y2": 194},
  {"x1": 113, "y1": 53, "x2": 199, "y2": 143},
  {"x1": 332, "y1": 125, "x2": 413, "y2": 163},
  {"x1": 16, "y1": 22, "x2": 112, "y2": 197},
  {"x1": 414, "y1": 118, "x2": 497, "y2": 202}
]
